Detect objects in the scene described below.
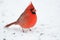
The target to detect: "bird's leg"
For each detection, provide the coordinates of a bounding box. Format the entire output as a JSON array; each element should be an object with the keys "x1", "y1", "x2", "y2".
[
  {"x1": 29, "y1": 29, "x2": 31, "y2": 31},
  {"x1": 22, "y1": 28, "x2": 25, "y2": 32}
]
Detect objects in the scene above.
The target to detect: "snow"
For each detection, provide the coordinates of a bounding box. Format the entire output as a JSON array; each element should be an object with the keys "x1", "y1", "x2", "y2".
[{"x1": 0, "y1": 0, "x2": 60, "y2": 40}]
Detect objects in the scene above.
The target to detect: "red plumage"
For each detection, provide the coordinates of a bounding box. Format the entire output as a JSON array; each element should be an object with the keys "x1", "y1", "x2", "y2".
[{"x1": 5, "y1": 2, "x2": 37, "y2": 31}]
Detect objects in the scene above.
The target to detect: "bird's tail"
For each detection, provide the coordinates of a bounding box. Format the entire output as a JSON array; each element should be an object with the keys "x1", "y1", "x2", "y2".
[{"x1": 5, "y1": 21, "x2": 17, "y2": 27}]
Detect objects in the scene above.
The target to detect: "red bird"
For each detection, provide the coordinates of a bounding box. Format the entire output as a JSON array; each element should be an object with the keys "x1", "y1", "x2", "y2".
[{"x1": 5, "y1": 2, "x2": 37, "y2": 32}]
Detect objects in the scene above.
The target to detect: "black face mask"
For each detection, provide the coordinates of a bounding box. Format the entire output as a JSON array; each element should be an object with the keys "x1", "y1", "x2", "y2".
[{"x1": 30, "y1": 8, "x2": 36, "y2": 14}]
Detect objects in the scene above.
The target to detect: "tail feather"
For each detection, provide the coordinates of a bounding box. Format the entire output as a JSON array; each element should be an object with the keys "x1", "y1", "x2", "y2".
[{"x1": 5, "y1": 21, "x2": 17, "y2": 27}]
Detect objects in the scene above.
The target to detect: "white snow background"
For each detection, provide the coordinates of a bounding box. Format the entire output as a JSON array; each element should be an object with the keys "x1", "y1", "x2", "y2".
[{"x1": 0, "y1": 0, "x2": 60, "y2": 40}]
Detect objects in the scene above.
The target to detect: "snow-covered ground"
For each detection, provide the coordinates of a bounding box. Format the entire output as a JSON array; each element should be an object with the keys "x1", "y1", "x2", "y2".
[{"x1": 0, "y1": 0, "x2": 60, "y2": 40}]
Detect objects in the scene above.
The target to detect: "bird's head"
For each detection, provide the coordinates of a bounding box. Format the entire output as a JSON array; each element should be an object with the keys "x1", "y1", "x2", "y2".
[{"x1": 25, "y1": 2, "x2": 36, "y2": 15}]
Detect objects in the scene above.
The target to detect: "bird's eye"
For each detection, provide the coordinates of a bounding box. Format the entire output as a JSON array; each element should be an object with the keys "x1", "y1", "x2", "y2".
[{"x1": 30, "y1": 8, "x2": 36, "y2": 14}]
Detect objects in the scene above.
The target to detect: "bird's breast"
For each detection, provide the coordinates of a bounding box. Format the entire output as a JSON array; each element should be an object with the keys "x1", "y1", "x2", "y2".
[{"x1": 17, "y1": 13, "x2": 37, "y2": 28}]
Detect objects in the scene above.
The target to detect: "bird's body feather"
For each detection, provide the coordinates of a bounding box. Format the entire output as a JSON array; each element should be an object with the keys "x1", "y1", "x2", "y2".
[{"x1": 5, "y1": 2, "x2": 37, "y2": 30}]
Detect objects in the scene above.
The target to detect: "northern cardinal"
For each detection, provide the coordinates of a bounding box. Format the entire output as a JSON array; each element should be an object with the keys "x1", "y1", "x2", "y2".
[{"x1": 5, "y1": 2, "x2": 37, "y2": 32}]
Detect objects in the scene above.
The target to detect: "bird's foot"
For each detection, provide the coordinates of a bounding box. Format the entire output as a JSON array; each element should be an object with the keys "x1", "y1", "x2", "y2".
[{"x1": 29, "y1": 29, "x2": 31, "y2": 31}]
